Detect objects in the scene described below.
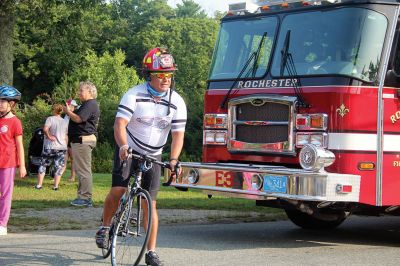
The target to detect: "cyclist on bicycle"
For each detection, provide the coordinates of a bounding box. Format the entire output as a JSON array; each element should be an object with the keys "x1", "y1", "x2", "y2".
[{"x1": 96, "y1": 47, "x2": 187, "y2": 266}]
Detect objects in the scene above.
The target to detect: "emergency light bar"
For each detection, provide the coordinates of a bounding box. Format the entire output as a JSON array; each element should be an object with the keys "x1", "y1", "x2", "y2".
[
  {"x1": 229, "y1": 1, "x2": 258, "y2": 14},
  {"x1": 228, "y1": 0, "x2": 342, "y2": 16}
]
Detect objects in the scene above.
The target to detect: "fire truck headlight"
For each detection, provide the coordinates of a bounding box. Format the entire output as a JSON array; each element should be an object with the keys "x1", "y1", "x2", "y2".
[
  {"x1": 187, "y1": 169, "x2": 199, "y2": 184},
  {"x1": 299, "y1": 144, "x2": 335, "y2": 171},
  {"x1": 296, "y1": 133, "x2": 328, "y2": 148},
  {"x1": 296, "y1": 134, "x2": 310, "y2": 147},
  {"x1": 310, "y1": 134, "x2": 326, "y2": 146},
  {"x1": 203, "y1": 130, "x2": 227, "y2": 145}
]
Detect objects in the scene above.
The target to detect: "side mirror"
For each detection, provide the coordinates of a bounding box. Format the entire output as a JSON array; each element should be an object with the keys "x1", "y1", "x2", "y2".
[{"x1": 385, "y1": 70, "x2": 400, "y2": 97}]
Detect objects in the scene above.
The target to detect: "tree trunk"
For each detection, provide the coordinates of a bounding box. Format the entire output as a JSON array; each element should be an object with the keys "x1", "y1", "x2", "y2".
[{"x1": 0, "y1": 9, "x2": 15, "y2": 85}]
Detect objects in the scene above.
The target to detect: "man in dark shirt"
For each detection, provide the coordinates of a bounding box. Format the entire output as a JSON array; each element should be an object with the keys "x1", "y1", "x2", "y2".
[{"x1": 63, "y1": 81, "x2": 100, "y2": 207}]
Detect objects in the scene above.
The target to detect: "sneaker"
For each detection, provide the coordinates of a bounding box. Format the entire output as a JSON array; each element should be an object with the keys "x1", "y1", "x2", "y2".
[
  {"x1": 0, "y1": 226, "x2": 7, "y2": 236},
  {"x1": 95, "y1": 226, "x2": 110, "y2": 248},
  {"x1": 70, "y1": 198, "x2": 93, "y2": 207},
  {"x1": 34, "y1": 185, "x2": 42, "y2": 190},
  {"x1": 145, "y1": 251, "x2": 164, "y2": 266},
  {"x1": 87, "y1": 199, "x2": 94, "y2": 207},
  {"x1": 52, "y1": 187, "x2": 59, "y2": 191}
]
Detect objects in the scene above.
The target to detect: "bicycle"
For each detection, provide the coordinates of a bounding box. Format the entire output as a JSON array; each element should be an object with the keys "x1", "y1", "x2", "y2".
[{"x1": 101, "y1": 148, "x2": 175, "y2": 266}]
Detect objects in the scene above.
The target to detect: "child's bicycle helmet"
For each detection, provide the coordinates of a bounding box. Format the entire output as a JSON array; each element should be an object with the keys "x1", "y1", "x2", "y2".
[{"x1": 0, "y1": 84, "x2": 22, "y2": 102}]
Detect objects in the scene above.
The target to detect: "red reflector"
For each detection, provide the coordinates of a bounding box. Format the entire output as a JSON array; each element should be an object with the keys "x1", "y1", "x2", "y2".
[
  {"x1": 336, "y1": 184, "x2": 353, "y2": 194},
  {"x1": 215, "y1": 117, "x2": 224, "y2": 124},
  {"x1": 297, "y1": 118, "x2": 307, "y2": 126},
  {"x1": 342, "y1": 185, "x2": 352, "y2": 193}
]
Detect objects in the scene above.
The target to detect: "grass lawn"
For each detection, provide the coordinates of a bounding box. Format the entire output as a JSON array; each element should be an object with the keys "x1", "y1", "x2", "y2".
[{"x1": 12, "y1": 171, "x2": 282, "y2": 214}]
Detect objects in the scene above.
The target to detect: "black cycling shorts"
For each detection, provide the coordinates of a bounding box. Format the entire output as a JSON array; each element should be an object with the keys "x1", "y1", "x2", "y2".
[{"x1": 111, "y1": 146, "x2": 161, "y2": 200}]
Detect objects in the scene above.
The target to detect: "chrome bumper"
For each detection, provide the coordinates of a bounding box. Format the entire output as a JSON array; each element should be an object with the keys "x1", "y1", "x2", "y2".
[{"x1": 167, "y1": 162, "x2": 360, "y2": 202}]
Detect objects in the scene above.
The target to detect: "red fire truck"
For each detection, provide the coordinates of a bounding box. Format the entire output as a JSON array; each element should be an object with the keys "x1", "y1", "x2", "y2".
[{"x1": 170, "y1": 0, "x2": 400, "y2": 229}]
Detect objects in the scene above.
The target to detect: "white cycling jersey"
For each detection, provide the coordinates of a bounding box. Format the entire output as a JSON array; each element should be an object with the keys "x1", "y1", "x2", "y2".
[{"x1": 116, "y1": 83, "x2": 187, "y2": 155}]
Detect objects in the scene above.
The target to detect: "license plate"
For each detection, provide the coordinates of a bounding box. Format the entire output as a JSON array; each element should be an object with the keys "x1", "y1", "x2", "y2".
[{"x1": 264, "y1": 175, "x2": 287, "y2": 193}]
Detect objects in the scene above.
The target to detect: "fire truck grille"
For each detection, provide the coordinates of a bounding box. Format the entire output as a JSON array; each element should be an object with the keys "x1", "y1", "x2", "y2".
[
  {"x1": 228, "y1": 96, "x2": 296, "y2": 154},
  {"x1": 236, "y1": 125, "x2": 288, "y2": 143},
  {"x1": 236, "y1": 102, "x2": 289, "y2": 121},
  {"x1": 235, "y1": 102, "x2": 289, "y2": 143}
]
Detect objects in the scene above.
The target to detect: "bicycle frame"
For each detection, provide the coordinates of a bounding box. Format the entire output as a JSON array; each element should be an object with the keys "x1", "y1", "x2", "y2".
[{"x1": 110, "y1": 150, "x2": 173, "y2": 265}]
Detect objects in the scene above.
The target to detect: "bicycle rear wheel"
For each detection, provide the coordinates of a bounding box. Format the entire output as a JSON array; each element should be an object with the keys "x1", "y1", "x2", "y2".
[{"x1": 111, "y1": 189, "x2": 152, "y2": 266}]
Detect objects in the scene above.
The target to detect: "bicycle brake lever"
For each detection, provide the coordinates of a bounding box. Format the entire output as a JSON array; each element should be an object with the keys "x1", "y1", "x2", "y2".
[{"x1": 162, "y1": 162, "x2": 180, "y2": 186}]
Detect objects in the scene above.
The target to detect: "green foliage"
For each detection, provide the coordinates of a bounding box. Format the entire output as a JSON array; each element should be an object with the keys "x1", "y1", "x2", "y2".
[
  {"x1": 92, "y1": 141, "x2": 114, "y2": 173},
  {"x1": 17, "y1": 97, "x2": 52, "y2": 148},
  {"x1": 176, "y1": 0, "x2": 207, "y2": 18},
  {"x1": 53, "y1": 49, "x2": 140, "y2": 105},
  {"x1": 13, "y1": 0, "x2": 122, "y2": 99}
]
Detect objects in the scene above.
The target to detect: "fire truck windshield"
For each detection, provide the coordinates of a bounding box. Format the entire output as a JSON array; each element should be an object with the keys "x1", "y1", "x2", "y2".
[
  {"x1": 210, "y1": 7, "x2": 388, "y2": 83},
  {"x1": 209, "y1": 16, "x2": 278, "y2": 80}
]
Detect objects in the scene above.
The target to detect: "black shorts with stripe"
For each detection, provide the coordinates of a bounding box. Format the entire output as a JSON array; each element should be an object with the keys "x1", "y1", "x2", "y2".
[{"x1": 111, "y1": 146, "x2": 161, "y2": 200}]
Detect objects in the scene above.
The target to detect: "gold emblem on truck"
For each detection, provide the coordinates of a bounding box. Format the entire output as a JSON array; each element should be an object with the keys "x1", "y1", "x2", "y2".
[{"x1": 336, "y1": 104, "x2": 349, "y2": 118}]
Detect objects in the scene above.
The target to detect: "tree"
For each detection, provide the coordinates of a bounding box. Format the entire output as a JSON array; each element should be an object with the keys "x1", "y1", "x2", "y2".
[
  {"x1": 13, "y1": 0, "x2": 118, "y2": 100},
  {"x1": 109, "y1": 0, "x2": 175, "y2": 66},
  {"x1": 176, "y1": 0, "x2": 207, "y2": 18},
  {"x1": 0, "y1": 1, "x2": 16, "y2": 85}
]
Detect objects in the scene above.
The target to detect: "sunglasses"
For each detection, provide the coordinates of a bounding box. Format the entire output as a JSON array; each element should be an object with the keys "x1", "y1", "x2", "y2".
[{"x1": 150, "y1": 72, "x2": 174, "y2": 79}]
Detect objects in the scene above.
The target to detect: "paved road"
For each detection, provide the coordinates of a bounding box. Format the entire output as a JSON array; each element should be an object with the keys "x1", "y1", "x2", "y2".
[{"x1": 1, "y1": 216, "x2": 400, "y2": 265}]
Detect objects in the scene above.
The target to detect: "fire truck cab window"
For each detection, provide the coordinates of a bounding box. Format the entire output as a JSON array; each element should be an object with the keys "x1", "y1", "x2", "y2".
[
  {"x1": 271, "y1": 7, "x2": 388, "y2": 82},
  {"x1": 209, "y1": 17, "x2": 278, "y2": 80}
]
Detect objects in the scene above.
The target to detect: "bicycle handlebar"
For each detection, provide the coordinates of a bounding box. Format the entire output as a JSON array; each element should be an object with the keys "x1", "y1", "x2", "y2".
[{"x1": 126, "y1": 148, "x2": 179, "y2": 186}]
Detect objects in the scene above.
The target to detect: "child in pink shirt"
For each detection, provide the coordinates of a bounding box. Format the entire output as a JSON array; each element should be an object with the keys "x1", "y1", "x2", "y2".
[{"x1": 0, "y1": 85, "x2": 26, "y2": 236}]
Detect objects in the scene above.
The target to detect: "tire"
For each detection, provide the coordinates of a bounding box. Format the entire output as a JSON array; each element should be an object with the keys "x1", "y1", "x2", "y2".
[
  {"x1": 285, "y1": 209, "x2": 347, "y2": 230},
  {"x1": 111, "y1": 189, "x2": 152, "y2": 266}
]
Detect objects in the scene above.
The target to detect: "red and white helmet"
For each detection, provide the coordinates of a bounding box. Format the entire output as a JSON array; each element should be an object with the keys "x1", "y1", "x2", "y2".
[{"x1": 142, "y1": 47, "x2": 177, "y2": 73}]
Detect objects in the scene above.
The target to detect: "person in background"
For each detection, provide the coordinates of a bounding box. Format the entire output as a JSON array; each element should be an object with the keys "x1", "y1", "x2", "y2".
[
  {"x1": 0, "y1": 85, "x2": 26, "y2": 236},
  {"x1": 34, "y1": 104, "x2": 68, "y2": 190},
  {"x1": 63, "y1": 99, "x2": 78, "y2": 182},
  {"x1": 63, "y1": 81, "x2": 100, "y2": 207},
  {"x1": 95, "y1": 47, "x2": 187, "y2": 266}
]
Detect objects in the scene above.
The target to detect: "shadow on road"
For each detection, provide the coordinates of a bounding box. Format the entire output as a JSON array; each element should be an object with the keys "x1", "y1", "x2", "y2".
[{"x1": 156, "y1": 216, "x2": 400, "y2": 251}]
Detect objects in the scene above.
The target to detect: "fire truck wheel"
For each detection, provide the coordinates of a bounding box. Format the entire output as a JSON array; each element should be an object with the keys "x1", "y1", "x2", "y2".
[{"x1": 284, "y1": 209, "x2": 347, "y2": 230}]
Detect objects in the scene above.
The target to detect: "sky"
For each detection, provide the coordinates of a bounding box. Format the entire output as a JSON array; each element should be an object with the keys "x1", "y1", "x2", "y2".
[{"x1": 167, "y1": 0, "x2": 242, "y2": 16}]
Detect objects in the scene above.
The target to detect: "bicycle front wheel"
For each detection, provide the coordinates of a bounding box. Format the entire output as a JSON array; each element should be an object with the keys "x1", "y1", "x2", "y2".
[
  {"x1": 111, "y1": 189, "x2": 153, "y2": 266},
  {"x1": 101, "y1": 224, "x2": 113, "y2": 258}
]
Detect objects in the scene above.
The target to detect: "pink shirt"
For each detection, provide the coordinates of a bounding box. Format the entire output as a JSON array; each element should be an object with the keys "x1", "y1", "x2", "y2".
[{"x1": 0, "y1": 116, "x2": 23, "y2": 168}]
